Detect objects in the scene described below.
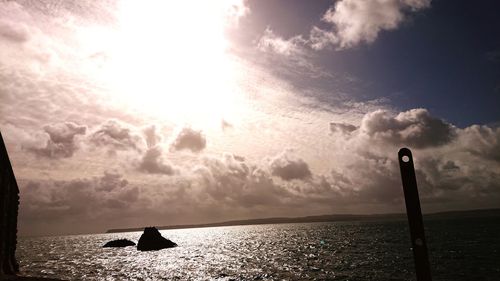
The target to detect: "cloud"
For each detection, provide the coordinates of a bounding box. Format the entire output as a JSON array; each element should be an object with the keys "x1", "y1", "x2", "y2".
[
  {"x1": 331, "y1": 108, "x2": 457, "y2": 149},
  {"x1": 171, "y1": 127, "x2": 206, "y2": 152},
  {"x1": 257, "y1": 27, "x2": 307, "y2": 57},
  {"x1": 96, "y1": 171, "x2": 130, "y2": 192},
  {"x1": 17, "y1": 111, "x2": 500, "y2": 236},
  {"x1": 0, "y1": 20, "x2": 29, "y2": 43},
  {"x1": 19, "y1": 154, "x2": 295, "y2": 235},
  {"x1": 90, "y1": 122, "x2": 177, "y2": 174},
  {"x1": 330, "y1": 122, "x2": 357, "y2": 134},
  {"x1": 311, "y1": 0, "x2": 431, "y2": 49},
  {"x1": 458, "y1": 125, "x2": 500, "y2": 162},
  {"x1": 256, "y1": 27, "x2": 334, "y2": 79},
  {"x1": 224, "y1": 0, "x2": 250, "y2": 27},
  {"x1": 90, "y1": 120, "x2": 145, "y2": 153},
  {"x1": 359, "y1": 108, "x2": 456, "y2": 148},
  {"x1": 143, "y1": 125, "x2": 161, "y2": 148},
  {"x1": 193, "y1": 153, "x2": 294, "y2": 209},
  {"x1": 138, "y1": 146, "x2": 176, "y2": 175},
  {"x1": 19, "y1": 172, "x2": 141, "y2": 235},
  {"x1": 0, "y1": 2, "x2": 31, "y2": 43},
  {"x1": 270, "y1": 151, "x2": 312, "y2": 181},
  {"x1": 25, "y1": 122, "x2": 87, "y2": 158},
  {"x1": 323, "y1": 108, "x2": 500, "y2": 210}
]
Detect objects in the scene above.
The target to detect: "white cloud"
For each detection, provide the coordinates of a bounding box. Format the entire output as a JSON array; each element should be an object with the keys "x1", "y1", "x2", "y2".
[
  {"x1": 256, "y1": 27, "x2": 334, "y2": 79},
  {"x1": 257, "y1": 27, "x2": 307, "y2": 57},
  {"x1": 311, "y1": 0, "x2": 431, "y2": 49}
]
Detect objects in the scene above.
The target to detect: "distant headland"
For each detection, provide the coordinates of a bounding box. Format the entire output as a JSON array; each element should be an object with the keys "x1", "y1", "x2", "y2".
[{"x1": 106, "y1": 208, "x2": 500, "y2": 233}]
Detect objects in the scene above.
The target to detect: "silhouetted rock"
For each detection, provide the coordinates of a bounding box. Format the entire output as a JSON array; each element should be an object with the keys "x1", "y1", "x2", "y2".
[
  {"x1": 137, "y1": 227, "x2": 177, "y2": 251},
  {"x1": 103, "y1": 239, "x2": 136, "y2": 248}
]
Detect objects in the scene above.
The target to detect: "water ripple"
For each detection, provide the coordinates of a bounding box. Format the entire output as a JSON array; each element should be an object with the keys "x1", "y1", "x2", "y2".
[{"x1": 18, "y1": 218, "x2": 500, "y2": 280}]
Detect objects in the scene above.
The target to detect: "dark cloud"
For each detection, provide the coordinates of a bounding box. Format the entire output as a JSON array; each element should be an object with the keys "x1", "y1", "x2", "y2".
[
  {"x1": 26, "y1": 122, "x2": 86, "y2": 158},
  {"x1": 360, "y1": 108, "x2": 456, "y2": 148},
  {"x1": 90, "y1": 120, "x2": 144, "y2": 153},
  {"x1": 19, "y1": 172, "x2": 141, "y2": 235},
  {"x1": 138, "y1": 146, "x2": 175, "y2": 175},
  {"x1": 270, "y1": 152, "x2": 312, "y2": 181},
  {"x1": 171, "y1": 127, "x2": 206, "y2": 152}
]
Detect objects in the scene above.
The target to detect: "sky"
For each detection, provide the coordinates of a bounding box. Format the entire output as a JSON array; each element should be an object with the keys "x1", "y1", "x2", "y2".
[{"x1": 0, "y1": 0, "x2": 499, "y2": 236}]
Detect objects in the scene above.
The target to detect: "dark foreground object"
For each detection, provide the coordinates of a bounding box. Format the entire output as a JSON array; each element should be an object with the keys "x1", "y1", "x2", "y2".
[
  {"x1": 103, "y1": 239, "x2": 136, "y2": 248},
  {"x1": 137, "y1": 227, "x2": 177, "y2": 251},
  {"x1": 0, "y1": 132, "x2": 20, "y2": 275},
  {"x1": 0, "y1": 276, "x2": 64, "y2": 281},
  {"x1": 398, "y1": 148, "x2": 432, "y2": 281}
]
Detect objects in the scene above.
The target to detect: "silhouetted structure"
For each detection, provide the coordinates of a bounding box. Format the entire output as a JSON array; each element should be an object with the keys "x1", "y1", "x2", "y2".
[
  {"x1": 103, "y1": 239, "x2": 136, "y2": 248},
  {"x1": 0, "y1": 132, "x2": 20, "y2": 276},
  {"x1": 398, "y1": 148, "x2": 432, "y2": 281},
  {"x1": 137, "y1": 227, "x2": 177, "y2": 251}
]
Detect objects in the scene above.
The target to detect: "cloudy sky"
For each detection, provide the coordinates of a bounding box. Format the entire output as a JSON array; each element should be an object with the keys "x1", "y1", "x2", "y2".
[{"x1": 1, "y1": 0, "x2": 499, "y2": 236}]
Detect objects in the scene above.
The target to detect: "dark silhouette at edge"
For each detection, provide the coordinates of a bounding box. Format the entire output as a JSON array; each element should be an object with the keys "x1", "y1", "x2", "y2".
[
  {"x1": 1, "y1": 132, "x2": 64, "y2": 280},
  {"x1": 0, "y1": 131, "x2": 20, "y2": 276}
]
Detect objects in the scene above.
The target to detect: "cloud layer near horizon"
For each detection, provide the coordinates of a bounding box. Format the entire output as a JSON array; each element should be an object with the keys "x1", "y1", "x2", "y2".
[{"x1": 11, "y1": 108, "x2": 500, "y2": 236}]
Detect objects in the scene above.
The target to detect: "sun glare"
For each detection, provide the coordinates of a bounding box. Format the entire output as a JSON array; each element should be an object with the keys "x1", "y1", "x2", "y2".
[{"x1": 89, "y1": 0, "x2": 248, "y2": 128}]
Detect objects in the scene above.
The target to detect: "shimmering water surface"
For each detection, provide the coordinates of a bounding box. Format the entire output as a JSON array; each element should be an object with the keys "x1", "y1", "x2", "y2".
[{"x1": 18, "y1": 217, "x2": 500, "y2": 280}]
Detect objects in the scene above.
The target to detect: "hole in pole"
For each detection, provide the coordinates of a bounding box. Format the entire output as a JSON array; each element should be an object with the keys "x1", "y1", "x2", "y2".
[{"x1": 402, "y1": 155, "x2": 410, "y2": 163}]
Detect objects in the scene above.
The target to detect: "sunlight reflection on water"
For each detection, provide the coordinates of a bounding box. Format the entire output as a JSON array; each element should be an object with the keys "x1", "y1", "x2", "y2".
[{"x1": 18, "y1": 219, "x2": 500, "y2": 280}]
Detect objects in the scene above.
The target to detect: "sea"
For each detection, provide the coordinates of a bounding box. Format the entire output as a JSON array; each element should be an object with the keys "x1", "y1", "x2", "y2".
[{"x1": 17, "y1": 216, "x2": 500, "y2": 281}]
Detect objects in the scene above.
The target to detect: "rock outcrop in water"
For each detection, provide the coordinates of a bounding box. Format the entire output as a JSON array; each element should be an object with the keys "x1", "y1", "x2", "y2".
[
  {"x1": 137, "y1": 227, "x2": 177, "y2": 251},
  {"x1": 103, "y1": 239, "x2": 136, "y2": 248},
  {"x1": 0, "y1": 132, "x2": 20, "y2": 275}
]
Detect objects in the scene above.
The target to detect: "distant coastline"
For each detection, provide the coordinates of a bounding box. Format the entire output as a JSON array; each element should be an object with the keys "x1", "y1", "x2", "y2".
[{"x1": 105, "y1": 208, "x2": 500, "y2": 233}]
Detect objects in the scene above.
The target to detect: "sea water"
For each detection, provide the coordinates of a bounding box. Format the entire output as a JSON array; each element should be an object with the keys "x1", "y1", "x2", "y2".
[{"x1": 17, "y1": 217, "x2": 500, "y2": 280}]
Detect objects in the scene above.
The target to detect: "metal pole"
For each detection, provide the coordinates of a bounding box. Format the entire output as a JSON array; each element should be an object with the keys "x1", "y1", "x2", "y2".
[{"x1": 398, "y1": 148, "x2": 432, "y2": 281}]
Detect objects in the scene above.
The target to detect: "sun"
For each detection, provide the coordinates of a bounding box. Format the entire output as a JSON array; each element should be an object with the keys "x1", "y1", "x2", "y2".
[{"x1": 87, "y1": 0, "x2": 249, "y2": 128}]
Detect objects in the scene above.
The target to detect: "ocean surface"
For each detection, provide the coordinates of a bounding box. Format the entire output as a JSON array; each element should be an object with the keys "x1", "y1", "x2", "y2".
[{"x1": 18, "y1": 217, "x2": 500, "y2": 281}]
